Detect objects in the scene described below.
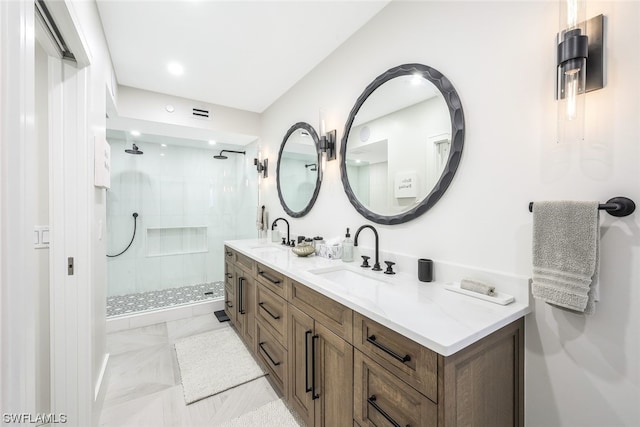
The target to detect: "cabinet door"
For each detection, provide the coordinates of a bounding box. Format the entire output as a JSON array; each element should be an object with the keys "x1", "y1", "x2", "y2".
[
  {"x1": 288, "y1": 305, "x2": 315, "y2": 427},
  {"x1": 241, "y1": 273, "x2": 256, "y2": 348},
  {"x1": 314, "y1": 322, "x2": 353, "y2": 427},
  {"x1": 236, "y1": 272, "x2": 255, "y2": 348}
]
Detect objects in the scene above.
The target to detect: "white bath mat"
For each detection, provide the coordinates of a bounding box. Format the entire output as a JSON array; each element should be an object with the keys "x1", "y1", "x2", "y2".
[
  {"x1": 175, "y1": 327, "x2": 266, "y2": 404},
  {"x1": 218, "y1": 399, "x2": 301, "y2": 427}
]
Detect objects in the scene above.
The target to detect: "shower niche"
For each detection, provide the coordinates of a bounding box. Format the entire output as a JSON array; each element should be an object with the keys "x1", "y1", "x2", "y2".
[{"x1": 146, "y1": 226, "x2": 208, "y2": 257}]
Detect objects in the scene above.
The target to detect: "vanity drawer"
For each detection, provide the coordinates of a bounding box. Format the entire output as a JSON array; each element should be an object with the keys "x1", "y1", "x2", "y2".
[
  {"x1": 224, "y1": 260, "x2": 234, "y2": 287},
  {"x1": 353, "y1": 312, "x2": 438, "y2": 402},
  {"x1": 289, "y1": 280, "x2": 352, "y2": 343},
  {"x1": 354, "y1": 350, "x2": 437, "y2": 427},
  {"x1": 224, "y1": 246, "x2": 255, "y2": 273},
  {"x1": 236, "y1": 251, "x2": 255, "y2": 273},
  {"x1": 255, "y1": 283, "x2": 288, "y2": 347},
  {"x1": 256, "y1": 263, "x2": 287, "y2": 297},
  {"x1": 256, "y1": 321, "x2": 288, "y2": 397},
  {"x1": 224, "y1": 282, "x2": 235, "y2": 324}
]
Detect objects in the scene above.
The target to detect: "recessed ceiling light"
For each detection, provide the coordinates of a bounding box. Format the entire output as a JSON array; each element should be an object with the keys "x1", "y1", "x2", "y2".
[
  {"x1": 168, "y1": 62, "x2": 184, "y2": 76},
  {"x1": 161, "y1": 144, "x2": 167, "y2": 147},
  {"x1": 130, "y1": 130, "x2": 140, "y2": 136},
  {"x1": 208, "y1": 140, "x2": 216, "y2": 145},
  {"x1": 160, "y1": 153, "x2": 165, "y2": 157},
  {"x1": 165, "y1": 104, "x2": 175, "y2": 113}
]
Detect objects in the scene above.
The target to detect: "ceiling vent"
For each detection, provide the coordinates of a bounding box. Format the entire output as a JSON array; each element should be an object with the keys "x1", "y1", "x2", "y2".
[{"x1": 192, "y1": 107, "x2": 211, "y2": 120}]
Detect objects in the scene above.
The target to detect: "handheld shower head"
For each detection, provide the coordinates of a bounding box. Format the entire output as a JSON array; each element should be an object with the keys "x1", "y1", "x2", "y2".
[
  {"x1": 213, "y1": 149, "x2": 246, "y2": 160},
  {"x1": 125, "y1": 143, "x2": 143, "y2": 155}
]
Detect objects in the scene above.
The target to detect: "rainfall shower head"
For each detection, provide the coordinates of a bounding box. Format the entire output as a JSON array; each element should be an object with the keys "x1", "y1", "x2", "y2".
[
  {"x1": 213, "y1": 149, "x2": 245, "y2": 160},
  {"x1": 125, "y1": 143, "x2": 143, "y2": 155}
]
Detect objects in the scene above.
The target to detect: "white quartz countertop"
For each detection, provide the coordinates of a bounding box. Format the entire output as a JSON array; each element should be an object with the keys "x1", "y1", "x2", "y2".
[{"x1": 225, "y1": 239, "x2": 531, "y2": 356}]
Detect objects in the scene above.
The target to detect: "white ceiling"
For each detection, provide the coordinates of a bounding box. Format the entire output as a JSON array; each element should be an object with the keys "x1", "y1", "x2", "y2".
[{"x1": 96, "y1": 0, "x2": 390, "y2": 114}]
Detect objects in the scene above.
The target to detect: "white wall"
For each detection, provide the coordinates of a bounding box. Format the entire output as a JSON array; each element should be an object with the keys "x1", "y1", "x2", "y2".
[
  {"x1": 260, "y1": 2, "x2": 639, "y2": 425},
  {"x1": 116, "y1": 85, "x2": 261, "y2": 142}
]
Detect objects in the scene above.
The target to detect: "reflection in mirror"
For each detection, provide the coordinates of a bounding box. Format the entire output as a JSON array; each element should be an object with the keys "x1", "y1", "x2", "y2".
[
  {"x1": 276, "y1": 122, "x2": 321, "y2": 217},
  {"x1": 340, "y1": 64, "x2": 464, "y2": 224}
]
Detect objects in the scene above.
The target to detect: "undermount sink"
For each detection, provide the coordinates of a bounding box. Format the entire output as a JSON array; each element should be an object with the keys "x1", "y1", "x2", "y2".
[
  {"x1": 308, "y1": 265, "x2": 390, "y2": 289},
  {"x1": 249, "y1": 244, "x2": 287, "y2": 253}
]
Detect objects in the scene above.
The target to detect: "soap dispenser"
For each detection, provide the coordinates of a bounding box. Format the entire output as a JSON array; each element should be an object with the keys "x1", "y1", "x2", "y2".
[{"x1": 342, "y1": 228, "x2": 354, "y2": 262}]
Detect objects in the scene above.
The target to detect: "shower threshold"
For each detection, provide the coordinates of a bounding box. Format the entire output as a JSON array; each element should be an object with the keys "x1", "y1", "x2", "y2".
[{"x1": 106, "y1": 281, "x2": 224, "y2": 318}]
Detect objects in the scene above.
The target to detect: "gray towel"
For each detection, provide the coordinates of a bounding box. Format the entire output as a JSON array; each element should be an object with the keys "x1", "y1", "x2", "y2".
[
  {"x1": 531, "y1": 201, "x2": 600, "y2": 314},
  {"x1": 256, "y1": 206, "x2": 267, "y2": 231}
]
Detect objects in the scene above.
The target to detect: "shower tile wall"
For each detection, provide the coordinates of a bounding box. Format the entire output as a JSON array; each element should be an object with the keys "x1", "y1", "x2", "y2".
[{"x1": 106, "y1": 139, "x2": 258, "y2": 298}]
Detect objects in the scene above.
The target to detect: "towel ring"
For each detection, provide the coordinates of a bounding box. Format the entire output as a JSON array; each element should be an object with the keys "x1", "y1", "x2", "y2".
[{"x1": 528, "y1": 197, "x2": 635, "y2": 217}]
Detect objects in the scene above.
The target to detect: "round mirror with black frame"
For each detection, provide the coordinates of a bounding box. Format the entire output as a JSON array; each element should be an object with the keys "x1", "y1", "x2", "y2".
[
  {"x1": 276, "y1": 122, "x2": 322, "y2": 217},
  {"x1": 340, "y1": 63, "x2": 465, "y2": 225}
]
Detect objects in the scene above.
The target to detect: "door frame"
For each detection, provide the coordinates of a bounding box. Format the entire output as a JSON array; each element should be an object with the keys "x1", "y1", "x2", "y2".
[{"x1": 0, "y1": 1, "x2": 94, "y2": 425}]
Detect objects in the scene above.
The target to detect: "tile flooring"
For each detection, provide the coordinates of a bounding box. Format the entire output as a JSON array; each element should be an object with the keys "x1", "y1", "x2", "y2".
[
  {"x1": 106, "y1": 282, "x2": 225, "y2": 318},
  {"x1": 99, "y1": 313, "x2": 282, "y2": 426}
]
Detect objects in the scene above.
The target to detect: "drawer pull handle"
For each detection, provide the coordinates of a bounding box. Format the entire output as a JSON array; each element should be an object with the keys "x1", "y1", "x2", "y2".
[
  {"x1": 226, "y1": 251, "x2": 233, "y2": 257},
  {"x1": 258, "y1": 271, "x2": 281, "y2": 284},
  {"x1": 258, "y1": 302, "x2": 280, "y2": 320},
  {"x1": 305, "y1": 330, "x2": 312, "y2": 393},
  {"x1": 367, "y1": 335, "x2": 411, "y2": 363},
  {"x1": 225, "y1": 301, "x2": 233, "y2": 308},
  {"x1": 367, "y1": 395, "x2": 409, "y2": 427},
  {"x1": 238, "y1": 277, "x2": 246, "y2": 315},
  {"x1": 258, "y1": 342, "x2": 280, "y2": 366},
  {"x1": 226, "y1": 273, "x2": 233, "y2": 279},
  {"x1": 311, "y1": 334, "x2": 319, "y2": 400}
]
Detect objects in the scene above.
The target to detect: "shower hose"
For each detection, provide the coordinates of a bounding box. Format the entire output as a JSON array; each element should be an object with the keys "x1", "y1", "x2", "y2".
[{"x1": 107, "y1": 212, "x2": 138, "y2": 258}]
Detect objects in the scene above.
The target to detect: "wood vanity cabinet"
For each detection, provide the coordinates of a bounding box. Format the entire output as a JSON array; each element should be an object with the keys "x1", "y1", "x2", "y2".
[{"x1": 223, "y1": 247, "x2": 524, "y2": 427}]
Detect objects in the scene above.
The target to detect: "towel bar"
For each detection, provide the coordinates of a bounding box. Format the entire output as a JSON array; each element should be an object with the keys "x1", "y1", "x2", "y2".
[{"x1": 528, "y1": 197, "x2": 635, "y2": 217}]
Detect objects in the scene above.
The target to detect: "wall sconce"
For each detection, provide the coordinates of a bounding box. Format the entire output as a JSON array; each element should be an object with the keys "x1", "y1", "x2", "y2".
[
  {"x1": 556, "y1": 0, "x2": 604, "y2": 143},
  {"x1": 319, "y1": 109, "x2": 336, "y2": 173},
  {"x1": 254, "y1": 158, "x2": 268, "y2": 178}
]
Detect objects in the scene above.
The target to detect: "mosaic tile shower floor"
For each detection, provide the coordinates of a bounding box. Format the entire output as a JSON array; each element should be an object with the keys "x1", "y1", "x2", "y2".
[{"x1": 106, "y1": 281, "x2": 225, "y2": 318}]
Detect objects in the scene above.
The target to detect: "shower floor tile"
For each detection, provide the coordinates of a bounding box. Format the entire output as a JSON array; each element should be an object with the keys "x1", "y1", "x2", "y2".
[{"x1": 107, "y1": 282, "x2": 224, "y2": 318}]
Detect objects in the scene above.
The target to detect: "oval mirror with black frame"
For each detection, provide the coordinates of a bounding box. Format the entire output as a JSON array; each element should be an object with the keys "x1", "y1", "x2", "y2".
[
  {"x1": 340, "y1": 63, "x2": 465, "y2": 225},
  {"x1": 276, "y1": 122, "x2": 322, "y2": 217}
]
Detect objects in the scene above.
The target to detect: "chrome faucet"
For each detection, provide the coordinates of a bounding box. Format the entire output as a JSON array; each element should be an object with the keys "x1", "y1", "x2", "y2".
[
  {"x1": 354, "y1": 225, "x2": 381, "y2": 271},
  {"x1": 271, "y1": 217, "x2": 290, "y2": 246}
]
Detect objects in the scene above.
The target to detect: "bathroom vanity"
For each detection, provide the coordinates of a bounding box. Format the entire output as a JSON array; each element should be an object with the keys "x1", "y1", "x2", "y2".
[{"x1": 223, "y1": 239, "x2": 529, "y2": 427}]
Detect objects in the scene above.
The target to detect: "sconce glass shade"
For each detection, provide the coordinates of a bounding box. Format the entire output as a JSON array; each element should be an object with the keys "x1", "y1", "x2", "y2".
[
  {"x1": 557, "y1": 53, "x2": 586, "y2": 143},
  {"x1": 556, "y1": 0, "x2": 587, "y2": 144}
]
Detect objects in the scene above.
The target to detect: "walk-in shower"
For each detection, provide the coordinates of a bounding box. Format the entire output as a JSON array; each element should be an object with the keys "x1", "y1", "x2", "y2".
[{"x1": 105, "y1": 133, "x2": 258, "y2": 318}]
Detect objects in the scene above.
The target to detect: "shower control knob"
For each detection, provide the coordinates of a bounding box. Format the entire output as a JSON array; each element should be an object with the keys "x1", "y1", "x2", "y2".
[
  {"x1": 361, "y1": 256, "x2": 371, "y2": 268},
  {"x1": 281, "y1": 238, "x2": 286, "y2": 245}
]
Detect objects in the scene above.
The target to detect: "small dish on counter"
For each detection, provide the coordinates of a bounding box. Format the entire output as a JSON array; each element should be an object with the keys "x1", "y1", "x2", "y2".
[{"x1": 291, "y1": 243, "x2": 315, "y2": 257}]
